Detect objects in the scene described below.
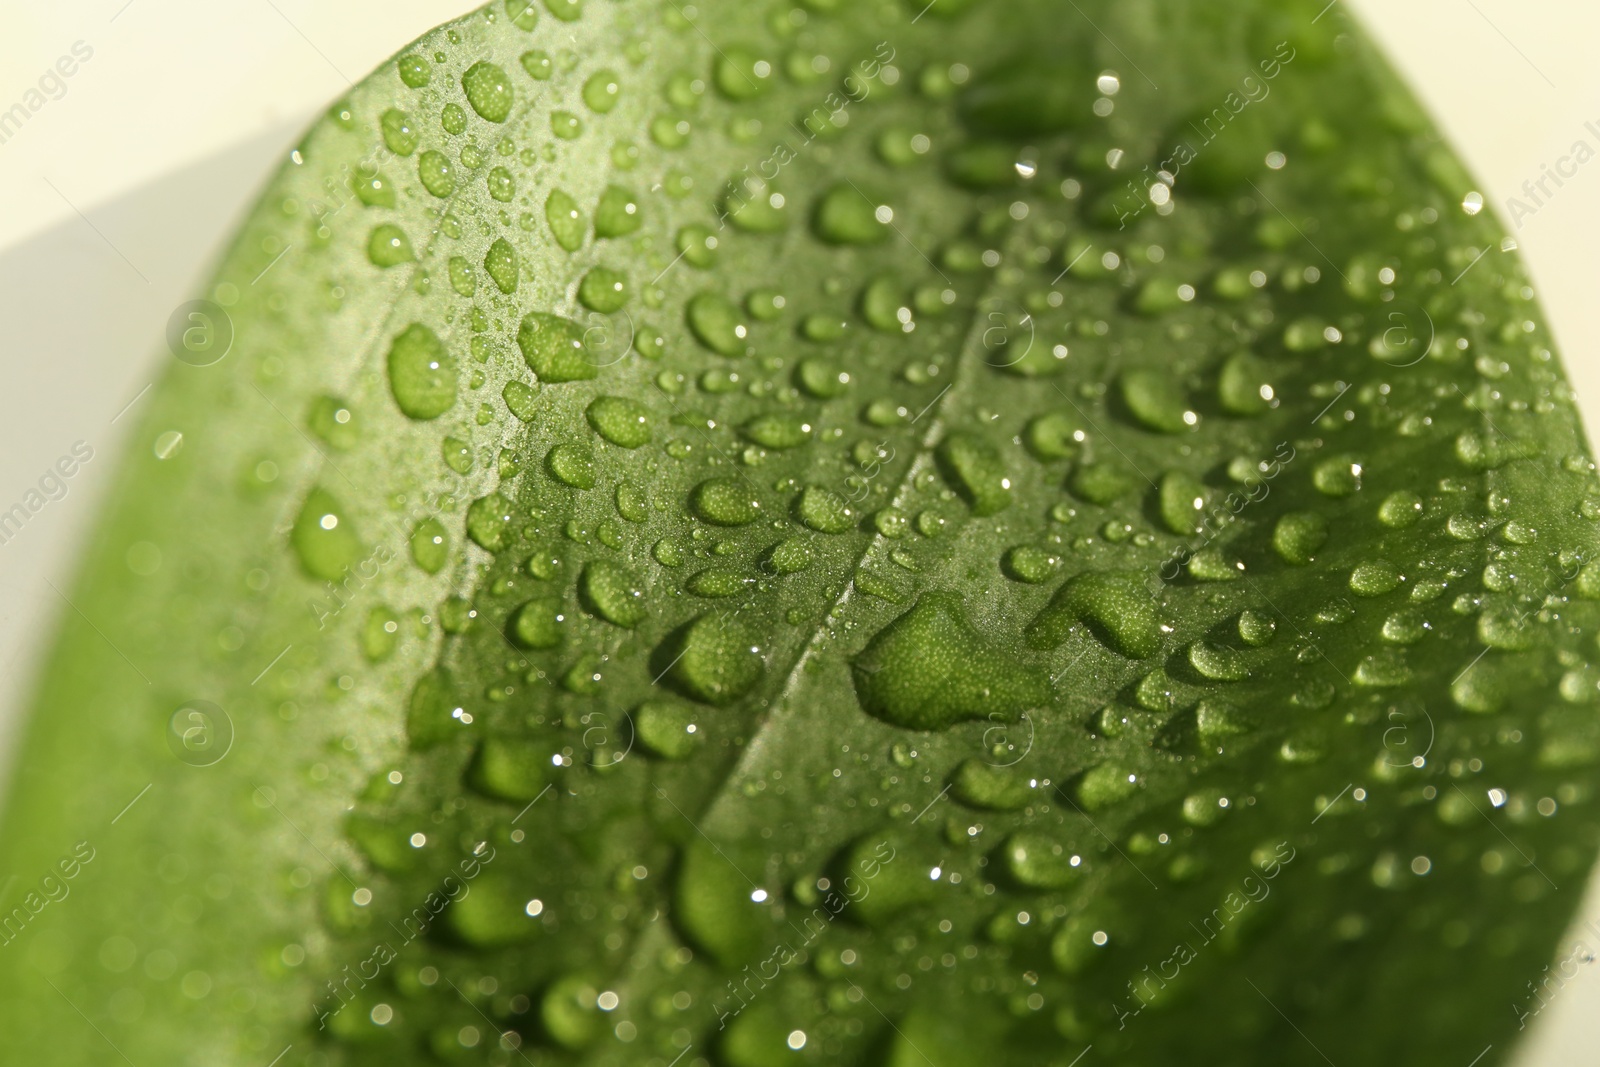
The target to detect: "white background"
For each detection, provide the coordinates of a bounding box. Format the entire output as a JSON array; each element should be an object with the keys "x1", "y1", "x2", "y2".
[{"x1": 0, "y1": 1, "x2": 1596, "y2": 1060}]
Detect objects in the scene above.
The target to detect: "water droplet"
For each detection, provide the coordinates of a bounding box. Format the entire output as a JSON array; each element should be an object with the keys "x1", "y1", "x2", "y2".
[
  {"x1": 380, "y1": 109, "x2": 418, "y2": 156},
  {"x1": 1355, "y1": 649, "x2": 1412, "y2": 687},
  {"x1": 487, "y1": 165, "x2": 516, "y2": 202},
  {"x1": 936, "y1": 433, "x2": 1012, "y2": 516},
  {"x1": 1182, "y1": 789, "x2": 1229, "y2": 826},
  {"x1": 461, "y1": 61, "x2": 514, "y2": 122},
  {"x1": 510, "y1": 597, "x2": 565, "y2": 649},
  {"x1": 764, "y1": 538, "x2": 811, "y2": 575},
  {"x1": 441, "y1": 102, "x2": 468, "y2": 135},
  {"x1": 796, "y1": 357, "x2": 850, "y2": 398},
  {"x1": 1382, "y1": 608, "x2": 1428, "y2": 644},
  {"x1": 1069, "y1": 462, "x2": 1138, "y2": 505},
  {"x1": 1237, "y1": 610, "x2": 1276, "y2": 647},
  {"x1": 506, "y1": 0, "x2": 540, "y2": 31},
  {"x1": 387, "y1": 323, "x2": 457, "y2": 420},
  {"x1": 576, "y1": 266, "x2": 629, "y2": 313},
  {"x1": 442, "y1": 436, "x2": 473, "y2": 474},
  {"x1": 853, "y1": 594, "x2": 1049, "y2": 730},
  {"x1": 518, "y1": 312, "x2": 594, "y2": 382},
  {"x1": 1217, "y1": 351, "x2": 1274, "y2": 416},
  {"x1": 812, "y1": 184, "x2": 892, "y2": 245},
  {"x1": 1027, "y1": 572, "x2": 1163, "y2": 658},
  {"x1": 686, "y1": 566, "x2": 748, "y2": 598},
  {"x1": 594, "y1": 185, "x2": 642, "y2": 238},
  {"x1": 1312, "y1": 456, "x2": 1363, "y2": 497},
  {"x1": 1477, "y1": 606, "x2": 1532, "y2": 650},
  {"x1": 546, "y1": 442, "x2": 596, "y2": 489},
  {"x1": 1075, "y1": 762, "x2": 1138, "y2": 811},
  {"x1": 409, "y1": 518, "x2": 449, "y2": 574},
  {"x1": 503, "y1": 380, "x2": 540, "y2": 421},
  {"x1": 585, "y1": 396, "x2": 651, "y2": 449},
  {"x1": 1189, "y1": 641, "x2": 1250, "y2": 681},
  {"x1": 290, "y1": 487, "x2": 363, "y2": 581},
  {"x1": 661, "y1": 614, "x2": 764, "y2": 706},
  {"x1": 583, "y1": 69, "x2": 622, "y2": 113},
  {"x1": 545, "y1": 189, "x2": 587, "y2": 251},
  {"x1": 580, "y1": 561, "x2": 647, "y2": 628},
  {"x1": 635, "y1": 701, "x2": 701, "y2": 759},
  {"x1": 466, "y1": 492, "x2": 516, "y2": 552},
  {"x1": 714, "y1": 48, "x2": 775, "y2": 100},
  {"x1": 1120, "y1": 369, "x2": 1196, "y2": 433},
  {"x1": 484, "y1": 237, "x2": 519, "y2": 293},
  {"x1": 1158, "y1": 471, "x2": 1207, "y2": 536},
  {"x1": 520, "y1": 48, "x2": 553, "y2": 80},
  {"x1": 1023, "y1": 412, "x2": 1079, "y2": 461},
  {"x1": 1272, "y1": 511, "x2": 1328, "y2": 565},
  {"x1": 1003, "y1": 546, "x2": 1060, "y2": 584},
  {"x1": 418, "y1": 149, "x2": 456, "y2": 197},
  {"x1": 692, "y1": 477, "x2": 762, "y2": 526},
  {"x1": 796, "y1": 485, "x2": 854, "y2": 533},
  {"x1": 1378, "y1": 491, "x2": 1423, "y2": 528},
  {"x1": 550, "y1": 110, "x2": 584, "y2": 139},
  {"x1": 741, "y1": 413, "x2": 813, "y2": 450},
  {"x1": 1196, "y1": 699, "x2": 1252, "y2": 744},
  {"x1": 950, "y1": 759, "x2": 1035, "y2": 810},
  {"x1": 686, "y1": 292, "x2": 751, "y2": 357},
  {"x1": 397, "y1": 54, "x2": 431, "y2": 88},
  {"x1": 1350, "y1": 561, "x2": 1403, "y2": 596},
  {"x1": 1005, "y1": 832, "x2": 1082, "y2": 888}
]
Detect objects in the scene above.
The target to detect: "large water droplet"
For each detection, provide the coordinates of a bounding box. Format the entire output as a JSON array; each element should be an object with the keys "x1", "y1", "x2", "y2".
[
  {"x1": 484, "y1": 237, "x2": 519, "y2": 294},
  {"x1": 546, "y1": 442, "x2": 597, "y2": 489},
  {"x1": 660, "y1": 614, "x2": 764, "y2": 705},
  {"x1": 686, "y1": 292, "x2": 751, "y2": 357},
  {"x1": 853, "y1": 593, "x2": 1049, "y2": 730},
  {"x1": 461, "y1": 61, "x2": 515, "y2": 122},
  {"x1": 586, "y1": 396, "x2": 651, "y2": 448},
  {"x1": 594, "y1": 184, "x2": 641, "y2": 238},
  {"x1": 937, "y1": 433, "x2": 1012, "y2": 516},
  {"x1": 387, "y1": 323, "x2": 457, "y2": 420},
  {"x1": 691, "y1": 477, "x2": 762, "y2": 526},
  {"x1": 1005, "y1": 832, "x2": 1083, "y2": 888},
  {"x1": 1272, "y1": 511, "x2": 1329, "y2": 565},
  {"x1": 510, "y1": 597, "x2": 565, "y2": 649},
  {"x1": 290, "y1": 487, "x2": 362, "y2": 581},
  {"x1": 518, "y1": 312, "x2": 594, "y2": 382},
  {"x1": 1027, "y1": 572, "x2": 1163, "y2": 658},
  {"x1": 545, "y1": 189, "x2": 587, "y2": 251},
  {"x1": 635, "y1": 701, "x2": 701, "y2": 759},
  {"x1": 812, "y1": 184, "x2": 892, "y2": 245},
  {"x1": 466, "y1": 492, "x2": 515, "y2": 552},
  {"x1": 950, "y1": 759, "x2": 1035, "y2": 810},
  {"x1": 795, "y1": 485, "x2": 854, "y2": 533},
  {"x1": 1120, "y1": 369, "x2": 1197, "y2": 433},
  {"x1": 579, "y1": 561, "x2": 647, "y2": 628}
]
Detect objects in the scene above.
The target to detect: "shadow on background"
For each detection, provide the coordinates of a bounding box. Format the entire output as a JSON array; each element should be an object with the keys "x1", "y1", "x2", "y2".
[{"x1": 0, "y1": 116, "x2": 309, "y2": 783}]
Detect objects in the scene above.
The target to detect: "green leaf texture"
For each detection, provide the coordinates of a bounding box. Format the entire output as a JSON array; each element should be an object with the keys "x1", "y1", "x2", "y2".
[{"x1": 3, "y1": 1, "x2": 1599, "y2": 1065}]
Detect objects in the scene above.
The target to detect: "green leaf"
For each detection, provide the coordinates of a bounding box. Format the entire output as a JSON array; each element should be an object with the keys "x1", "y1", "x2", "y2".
[{"x1": 3, "y1": 2, "x2": 1599, "y2": 1066}]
